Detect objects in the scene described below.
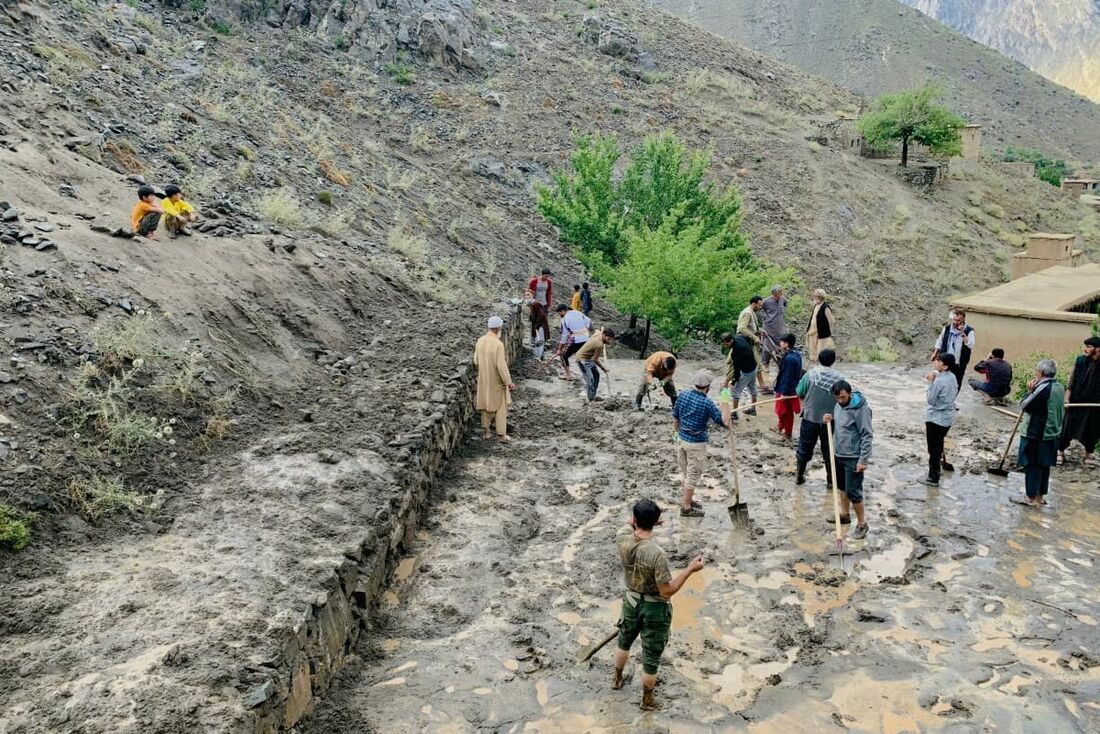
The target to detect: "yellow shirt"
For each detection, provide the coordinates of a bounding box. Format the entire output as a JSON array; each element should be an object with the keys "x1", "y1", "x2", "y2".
[
  {"x1": 570, "y1": 292, "x2": 582, "y2": 310},
  {"x1": 162, "y1": 198, "x2": 195, "y2": 217}
]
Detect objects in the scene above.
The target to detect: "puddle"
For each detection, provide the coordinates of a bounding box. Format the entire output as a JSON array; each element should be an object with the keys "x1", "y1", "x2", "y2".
[{"x1": 857, "y1": 535, "x2": 914, "y2": 583}]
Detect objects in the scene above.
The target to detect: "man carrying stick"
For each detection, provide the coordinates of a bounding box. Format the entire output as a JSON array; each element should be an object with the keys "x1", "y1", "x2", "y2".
[
  {"x1": 794, "y1": 348, "x2": 843, "y2": 487},
  {"x1": 1059, "y1": 336, "x2": 1100, "y2": 468},
  {"x1": 823, "y1": 380, "x2": 872, "y2": 539},
  {"x1": 575, "y1": 328, "x2": 616, "y2": 404},
  {"x1": 613, "y1": 499, "x2": 705, "y2": 710}
]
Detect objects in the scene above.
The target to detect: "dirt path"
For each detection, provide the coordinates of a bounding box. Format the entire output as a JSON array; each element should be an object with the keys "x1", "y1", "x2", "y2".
[{"x1": 303, "y1": 359, "x2": 1100, "y2": 733}]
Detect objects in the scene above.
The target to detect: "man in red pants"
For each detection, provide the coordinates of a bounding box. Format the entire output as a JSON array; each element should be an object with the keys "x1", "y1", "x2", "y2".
[{"x1": 773, "y1": 333, "x2": 802, "y2": 438}]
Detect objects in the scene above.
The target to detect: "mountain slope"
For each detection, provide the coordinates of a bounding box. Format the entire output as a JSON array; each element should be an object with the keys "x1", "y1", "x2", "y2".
[
  {"x1": 901, "y1": 0, "x2": 1100, "y2": 103},
  {"x1": 649, "y1": 0, "x2": 1100, "y2": 162}
]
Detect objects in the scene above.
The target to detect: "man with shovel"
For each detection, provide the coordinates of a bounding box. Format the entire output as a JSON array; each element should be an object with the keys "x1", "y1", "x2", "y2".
[
  {"x1": 672, "y1": 370, "x2": 729, "y2": 517},
  {"x1": 823, "y1": 380, "x2": 872, "y2": 539},
  {"x1": 575, "y1": 328, "x2": 616, "y2": 403},
  {"x1": 613, "y1": 499, "x2": 705, "y2": 711},
  {"x1": 794, "y1": 348, "x2": 843, "y2": 487}
]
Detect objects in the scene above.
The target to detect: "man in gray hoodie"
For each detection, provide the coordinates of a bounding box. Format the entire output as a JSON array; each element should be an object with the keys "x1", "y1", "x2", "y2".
[
  {"x1": 922, "y1": 354, "x2": 959, "y2": 486},
  {"x1": 794, "y1": 348, "x2": 843, "y2": 487},
  {"x1": 823, "y1": 380, "x2": 873, "y2": 539}
]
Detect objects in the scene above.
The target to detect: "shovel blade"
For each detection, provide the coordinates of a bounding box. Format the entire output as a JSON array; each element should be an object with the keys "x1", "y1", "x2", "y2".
[
  {"x1": 727, "y1": 503, "x2": 750, "y2": 526},
  {"x1": 987, "y1": 466, "x2": 1010, "y2": 477}
]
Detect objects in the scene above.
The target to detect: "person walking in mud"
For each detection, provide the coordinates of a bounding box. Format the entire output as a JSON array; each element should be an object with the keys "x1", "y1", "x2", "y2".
[
  {"x1": 823, "y1": 380, "x2": 872, "y2": 538},
  {"x1": 921, "y1": 353, "x2": 958, "y2": 486},
  {"x1": 613, "y1": 499, "x2": 705, "y2": 710},
  {"x1": 795, "y1": 348, "x2": 843, "y2": 487},
  {"x1": 760, "y1": 285, "x2": 789, "y2": 384},
  {"x1": 474, "y1": 315, "x2": 515, "y2": 442},
  {"x1": 737, "y1": 295, "x2": 769, "y2": 394},
  {"x1": 525, "y1": 268, "x2": 554, "y2": 352},
  {"x1": 1058, "y1": 336, "x2": 1100, "y2": 468},
  {"x1": 721, "y1": 331, "x2": 759, "y2": 419},
  {"x1": 672, "y1": 370, "x2": 729, "y2": 517},
  {"x1": 1016, "y1": 359, "x2": 1065, "y2": 506},
  {"x1": 575, "y1": 328, "x2": 616, "y2": 403}
]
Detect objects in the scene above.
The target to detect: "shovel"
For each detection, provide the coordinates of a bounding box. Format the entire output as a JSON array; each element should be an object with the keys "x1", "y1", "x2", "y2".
[
  {"x1": 988, "y1": 409, "x2": 1025, "y2": 477},
  {"x1": 720, "y1": 393, "x2": 749, "y2": 524},
  {"x1": 825, "y1": 420, "x2": 845, "y2": 566}
]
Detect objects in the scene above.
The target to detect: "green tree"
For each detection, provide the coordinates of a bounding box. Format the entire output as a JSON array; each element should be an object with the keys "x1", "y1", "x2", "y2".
[
  {"x1": 1003, "y1": 147, "x2": 1073, "y2": 187},
  {"x1": 606, "y1": 208, "x2": 797, "y2": 352},
  {"x1": 856, "y1": 84, "x2": 965, "y2": 167},
  {"x1": 536, "y1": 134, "x2": 624, "y2": 272}
]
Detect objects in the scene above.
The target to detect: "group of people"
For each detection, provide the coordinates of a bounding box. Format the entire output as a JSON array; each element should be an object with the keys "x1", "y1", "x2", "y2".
[
  {"x1": 472, "y1": 278, "x2": 1100, "y2": 711},
  {"x1": 131, "y1": 184, "x2": 198, "y2": 240}
]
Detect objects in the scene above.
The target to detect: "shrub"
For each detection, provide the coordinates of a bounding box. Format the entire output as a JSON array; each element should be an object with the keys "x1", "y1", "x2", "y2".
[
  {"x1": 387, "y1": 225, "x2": 427, "y2": 262},
  {"x1": 1003, "y1": 147, "x2": 1072, "y2": 187},
  {"x1": 1010, "y1": 352, "x2": 1076, "y2": 400},
  {"x1": 0, "y1": 504, "x2": 34, "y2": 551},
  {"x1": 384, "y1": 59, "x2": 415, "y2": 85},
  {"x1": 69, "y1": 475, "x2": 144, "y2": 522},
  {"x1": 317, "y1": 190, "x2": 333, "y2": 207},
  {"x1": 212, "y1": 20, "x2": 233, "y2": 35},
  {"x1": 257, "y1": 189, "x2": 304, "y2": 228}
]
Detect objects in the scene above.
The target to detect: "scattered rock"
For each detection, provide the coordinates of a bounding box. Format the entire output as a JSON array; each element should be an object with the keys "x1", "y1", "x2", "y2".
[
  {"x1": 33, "y1": 222, "x2": 54, "y2": 232},
  {"x1": 1, "y1": 207, "x2": 18, "y2": 222},
  {"x1": 0, "y1": 371, "x2": 14, "y2": 383},
  {"x1": 480, "y1": 90, "x2": 503, "y2": 107}
]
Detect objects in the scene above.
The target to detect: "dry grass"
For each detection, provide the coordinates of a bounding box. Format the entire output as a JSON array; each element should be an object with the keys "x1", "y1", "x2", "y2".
[
  {"x1": 105, "y1": 140, "x2": 146, "y2": 174},
  {"x1": 319, "y1": 158, "x2": 351, "y2": 186},
  {"x1": 68, "y1": 475, "x2": 143, "y2": 522},
  {"x1": 387, "y1": 224, "x2": 428, "y2": 262},
  {"x1": 257, "y1": 189, "x2": 304, "y2": 228}
]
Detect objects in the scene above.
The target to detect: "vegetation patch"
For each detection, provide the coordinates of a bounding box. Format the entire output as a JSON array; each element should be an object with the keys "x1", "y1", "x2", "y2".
[{"x1": 0, "y1": 504, "x2": 35, "y2": 552}]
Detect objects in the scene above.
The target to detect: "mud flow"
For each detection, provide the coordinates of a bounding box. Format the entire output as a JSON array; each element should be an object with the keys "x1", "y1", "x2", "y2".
[{"x1": 304, "y1": 360, "x2": 1100, "y2": 733}]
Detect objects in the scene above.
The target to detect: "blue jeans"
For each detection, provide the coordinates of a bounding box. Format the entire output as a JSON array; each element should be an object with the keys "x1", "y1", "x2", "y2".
[
  {"x1": 579, "y1": 360, "x2": 600, "y2": 401},
  {"x1": 732, "y1": 369, "x2": 757, "y2": 404},
  {"x1": 836, "y1": 456, "x2": 864, "y2": 504},
  {"x1": 795, "y1": 419, "x2": 833, "y2": 484},
  {"x1": 968, "y1": 378, "x2": 1009, "y2": 399}
]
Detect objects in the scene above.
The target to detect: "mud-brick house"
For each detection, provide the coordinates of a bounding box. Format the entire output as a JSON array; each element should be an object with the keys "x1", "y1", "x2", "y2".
[
  {"x1": 1010, "y1": 233, "x2": 1085, "y2": 280},
  {"x1": 1062, "y1": 179, "x2": 1100, "y2": 197},
  {"x1": 951, "y1": 263, "x2": 1099, "y2": 360}
]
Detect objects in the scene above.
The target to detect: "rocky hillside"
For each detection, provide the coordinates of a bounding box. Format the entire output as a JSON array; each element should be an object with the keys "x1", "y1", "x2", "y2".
[
  {"x1": 902, "y1": 0, "x2": 1100, "y2": 103},
  {"x1": 650, "y1": 0, "x2": 1100, "y2": 163}
]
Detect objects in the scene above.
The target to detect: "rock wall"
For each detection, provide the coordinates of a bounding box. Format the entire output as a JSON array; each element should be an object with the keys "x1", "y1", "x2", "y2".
[
  {"x1": 248, "y1": 305, "x2": 522, "y2": 733},
  {"x1": 203, "y1": 0, "x2": 484, "y2": 68}
]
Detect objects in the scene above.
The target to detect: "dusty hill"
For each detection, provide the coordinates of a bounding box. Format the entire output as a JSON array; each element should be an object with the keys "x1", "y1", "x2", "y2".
[
  {"x1": 650, "y1": 0, "x2": 1100, "y2": 163},
  {"x1": 0, "y1": 0, "x2": 1098, "y2": 730},
  {"x1": 902, "y1": 0, "x2": 1100, "y2": 103}
]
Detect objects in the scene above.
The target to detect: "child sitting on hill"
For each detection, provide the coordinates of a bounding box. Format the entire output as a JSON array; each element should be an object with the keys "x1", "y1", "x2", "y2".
[
  {"x1": 131, "y1": 186, "x2": 163, "y2": 239},
  {"x1": 161, "y1": 184, "x2": 197, "y2": 238}
]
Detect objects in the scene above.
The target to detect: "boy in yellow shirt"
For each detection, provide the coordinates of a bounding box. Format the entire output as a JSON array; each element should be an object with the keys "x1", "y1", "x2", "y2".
[
  {"x1": 162, "y1": 184, "x2": 197, "y2": 238},
  {"x1": 131, "y1": 186, "x2": 163, "y2": 239}
]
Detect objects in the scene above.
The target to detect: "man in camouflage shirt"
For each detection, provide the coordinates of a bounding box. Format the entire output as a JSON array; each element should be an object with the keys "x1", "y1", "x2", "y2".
[{"x1": 613, "y1": 499, "x2": 705, "y2": 710}]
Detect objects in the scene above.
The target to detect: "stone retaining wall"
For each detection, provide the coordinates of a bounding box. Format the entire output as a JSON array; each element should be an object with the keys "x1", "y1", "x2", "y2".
[{"x1": 249, "y1": 305, "x2": 523, "y2": 733}]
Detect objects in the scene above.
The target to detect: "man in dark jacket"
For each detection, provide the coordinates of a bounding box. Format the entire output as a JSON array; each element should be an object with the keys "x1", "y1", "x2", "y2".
[
  {"x1": 1017, "y1": 359, "x2": 1065, "y2": 506},
  {"x1": 773, "y1": 333, "x2": 802, "y2": 438},
  {"x1": 721, "y1": 331, "x2": 759, "y2": 419},
  {"x1": 968, "y1": 348, "x2": 1013, "y2": 402},
  {"x1": 1059, "y1": 336, "x2": 1100, "y2": 467},
  {"x1": 823, "y1": 380, "x2": 873, "y2": 539}
]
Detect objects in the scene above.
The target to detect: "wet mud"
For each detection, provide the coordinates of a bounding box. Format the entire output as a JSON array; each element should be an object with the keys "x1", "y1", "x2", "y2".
[{"x1": 304, "y1": 360, "x2": 1100, "y2": 733}]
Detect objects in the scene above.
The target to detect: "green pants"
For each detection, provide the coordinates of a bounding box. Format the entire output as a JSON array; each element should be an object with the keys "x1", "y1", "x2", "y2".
[{"x1": 616, "y1": 594, "x2": 672, "y2": 675}]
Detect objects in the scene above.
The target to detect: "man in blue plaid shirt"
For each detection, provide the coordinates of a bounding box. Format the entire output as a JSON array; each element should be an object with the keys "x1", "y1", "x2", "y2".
[{"x1": 672, "y1": 370, "x2": 729, "y2": 517}]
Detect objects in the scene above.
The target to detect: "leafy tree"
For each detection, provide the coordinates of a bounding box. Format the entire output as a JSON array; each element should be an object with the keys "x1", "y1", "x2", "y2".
[
  {"x1": 536, "y1": 134, "x2": 624, "y2": 272},
  {"x1": 856, "y1": 84, "x2": 965, "y2": 167},
  {"x1": 606, "y1": 208, "x2": 797, "y2": 353},
  {"x1": 1002, "y1": 147, "x2": 1073, "y2": 187}
]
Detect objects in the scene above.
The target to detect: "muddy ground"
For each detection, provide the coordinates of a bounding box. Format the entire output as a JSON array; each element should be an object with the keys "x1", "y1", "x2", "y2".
[{"x1": 303, "y1": 357, "x2": 1100, "y2": 733}]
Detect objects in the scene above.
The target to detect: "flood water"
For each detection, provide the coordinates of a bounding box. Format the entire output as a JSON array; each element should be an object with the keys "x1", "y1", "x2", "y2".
[{"x1": 303, "y1": 360, "x2": 1100, "y2": 733}]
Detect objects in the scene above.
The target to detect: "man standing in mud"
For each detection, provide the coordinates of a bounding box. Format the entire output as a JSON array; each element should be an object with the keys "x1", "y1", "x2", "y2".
[
  {"x1": 474, "y1": 315, "x2": 515, "y2": 442},
  {"x1": 672, "y1": 370, "x2": 729, "y2": 517},
  {"x1": 1059, "y1": 336, "x2": 1100, "y2": 468},
  {"x1": 525, "y1": 268, "x2": 553, "y2": 350},
  {"x1": 613, "y1": 499, "x2": 705, "y2": 711},
  {"x1": 795, "y1": 348, "x2": 843, "y2": 487},
  {"x1": 823, "y1": 380, "x2": 872, "y2": 539}
]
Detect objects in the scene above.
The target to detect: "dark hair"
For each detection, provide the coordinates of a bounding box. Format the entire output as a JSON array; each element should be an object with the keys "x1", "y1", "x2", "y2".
[
  {"x1": 632, "y1": 499, "x2": 661, "y2": 530},
  {"x1": 832, "y1": 380, "x2": 852, "y2": 396},
  {"x1": 991, "y1": 348, "x2": 1005, "y2": 359},
  {"x1": 573, "y1": 284, "x2": 580, "y2": 290},
  {"x1": 663, "y1": 356, "x2": 677, "y2": 371},
  {"x1": 164, "y1": 184, "x2": 181, "y2": 198},
  {"x1": 780, "y1": 332, "x2": 796, "y2": 348},
  {"x1": 137, "y1": 185, "x2": 156, "y2": 199},
  {"x1": 555, "y1": 303, "x2": 569, "y2": 313},
  {"x1": 937, "y1": 353, "x2": 957, "y2": 369},
  {"x1": 541, "y1": 268, "x2": 552, "y2": 275},
  {"x1": 1085, "y1": 336, "x2": 1100, "y2": 348},
  {"x1": 953, "y1": 309, "x2": 966, "y2": 318},
  {"x1": 818, "y1": 349, "x2": 836, "y2": 367},
  {"x1": 720, "y1": 331, "x2": 733, "y2": 344},
  {"x1": 749, "y1": 295, "x2": 763, "y2": 305},
  {"x1": 603, "y1": 328, "x2": 616, "y2": 339},
  {"x1": 582, "y1": 282, "x2": 589, "y2": 289}
]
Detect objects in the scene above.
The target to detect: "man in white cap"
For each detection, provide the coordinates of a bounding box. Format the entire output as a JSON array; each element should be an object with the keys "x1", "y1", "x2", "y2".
[
  {"x1": 474, "y1": 315, "x2": 515, "y2": 442},
  {"x1": 671, "y1": 369, "x2": 729, "y2": 517}
]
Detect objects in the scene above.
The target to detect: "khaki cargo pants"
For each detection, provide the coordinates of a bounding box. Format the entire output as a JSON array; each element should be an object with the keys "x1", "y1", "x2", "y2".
[{"x1": 677, "y1": 438, "x2": 709, "y2": 491}]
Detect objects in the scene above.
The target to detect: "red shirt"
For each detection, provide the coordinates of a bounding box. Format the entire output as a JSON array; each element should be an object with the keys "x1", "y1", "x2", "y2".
[{"x1": 527, "y1": 275, "x2": 553, "y2": 308}]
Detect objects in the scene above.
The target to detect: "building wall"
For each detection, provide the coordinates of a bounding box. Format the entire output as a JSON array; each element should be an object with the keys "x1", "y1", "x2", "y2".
[
  {"x1": 963, "y1": 312, "x2": 1095, "y2": 362},
  {"x1": 960, "y1": 126, "x2": 982, "y2": 161}
]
